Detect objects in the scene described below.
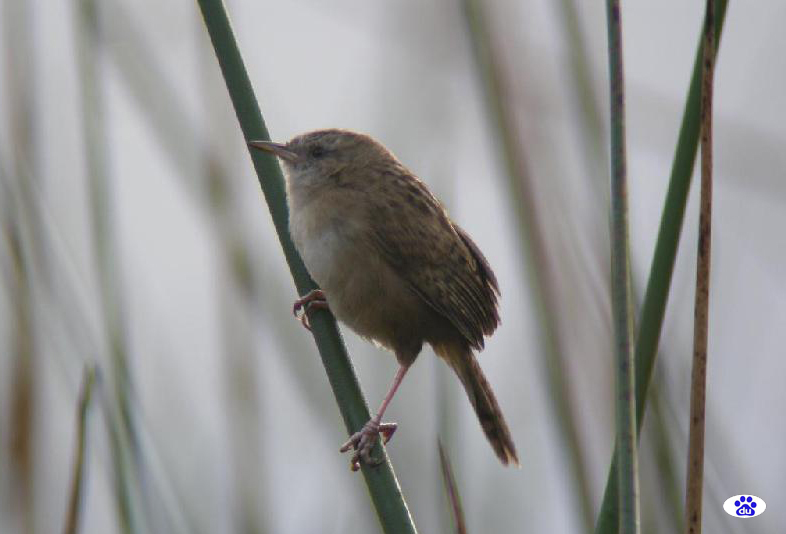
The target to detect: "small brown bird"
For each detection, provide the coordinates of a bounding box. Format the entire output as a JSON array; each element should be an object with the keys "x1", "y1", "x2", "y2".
[{"x1": 250, "y1": 129, "x2": 518, "y2": 470}]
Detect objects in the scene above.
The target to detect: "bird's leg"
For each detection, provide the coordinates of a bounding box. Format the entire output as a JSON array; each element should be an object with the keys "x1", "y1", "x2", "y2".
[
  {"x1": 293, "y1": 289, "x2": 329, "y2": 331},
  {"x1": 340, "y1": 364, "x2": 410, "y2": 471}
]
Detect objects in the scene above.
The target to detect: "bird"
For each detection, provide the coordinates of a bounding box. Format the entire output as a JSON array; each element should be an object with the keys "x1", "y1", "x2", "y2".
[{"x1": 249, "y1": 129, "x2": 518, "y2": 471}]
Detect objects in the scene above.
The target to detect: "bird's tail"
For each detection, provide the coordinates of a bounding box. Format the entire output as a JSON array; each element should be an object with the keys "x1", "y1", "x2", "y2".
[{"x1": 434, "y1": 341, "x2": 519, "y2": 466}]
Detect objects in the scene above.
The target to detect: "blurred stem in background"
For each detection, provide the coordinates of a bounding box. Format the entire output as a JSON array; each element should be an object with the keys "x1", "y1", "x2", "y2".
[
  {"x1": 594, "y1": 1, "x2": 728, "y2": 532},
  {"x1": 437, "y1": 440, "x2": 467, "y2": 534},
  {"x1": 552, "y1": 0, "x2": 614, "y2": 328},
  {"x1": 648, "y1": 364, "x2": 684, "y2": 532},
  {"x1": 554, "y1": 0, "x2": 608, "y2": 189},
  {"x1": 217, "y1": 292, "x2": 266, "y2": 534},
  {"x1": 460, "y1": 1, "x2": 595, "y2": 530},
  {"x1": 63, "y1": 366, "x2": 98, "y2": 534},
  {"x1": 196, "y1": 11, "x2": 268, "y2": 532},
  {"x1": 2, "y1": 176, "x2": 35, "y2": 534},
  {"x1": 103, "y1": 2, "x2": 359, "y2": 525},
  {"x1": 195, "y1": 1, "x2": 418, "y2": 532},
  {"x1": 2, "y1": 0, "x2": 40, "y2": 532},
  {"x1": 604, "y1": 2, "x2": 640, "y2": 533},
  {"x1": 431, "y1": 177, "x2": 459, "y2": 534},
  {"x1": 73, "y1": 0, "x2": 146, "y2": 531},
  {"x1": 684, "y1": 1, "x2": 716, "y2": 532},
  {"x1": 435, "y1": 354, "x2": 459, "y2": 534}
]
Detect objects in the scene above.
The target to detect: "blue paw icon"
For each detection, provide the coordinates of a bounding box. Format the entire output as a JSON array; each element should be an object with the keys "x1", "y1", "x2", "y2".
[
  {"x1": 724, "y1": 494, "x2": 765, "y2": 518},
  {"x1": 734, "y1": 496, "x2": 757, "y2": 516}
]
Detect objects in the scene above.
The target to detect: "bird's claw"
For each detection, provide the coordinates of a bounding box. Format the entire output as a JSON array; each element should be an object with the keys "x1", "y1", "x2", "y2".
[
  {"x1": 340, "y1": 420, "x2": 398, "y2": 471},
  {"x1": 293, "y1": 289, "x2": 328, "y2": 331}
]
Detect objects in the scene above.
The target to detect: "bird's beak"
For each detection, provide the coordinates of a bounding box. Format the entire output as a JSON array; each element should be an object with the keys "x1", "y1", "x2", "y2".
[{"x1": 248, "y1": 140, "x2": 299, "y2": 162}]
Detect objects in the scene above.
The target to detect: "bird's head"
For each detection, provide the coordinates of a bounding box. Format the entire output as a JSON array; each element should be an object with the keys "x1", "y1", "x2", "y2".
[{"x1": 249, "y1": 129, "x2": 397, "y2": 193}]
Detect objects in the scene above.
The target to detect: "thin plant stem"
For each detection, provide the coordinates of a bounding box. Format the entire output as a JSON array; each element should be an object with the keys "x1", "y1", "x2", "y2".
[
  {"x1": 684, "y1": 1, "x2": 716, "y2": 532},
  {"x1": 194, "y1": 2, "x2": 417, "y2": 532},
  {"x1": 604, "y1": 1, "x2": 640, "y2": 533},
  {"x1": 3, "y1": 0, "x2": 39, "y2": 531},
  {"x1": 196, "y1": 14, "x2": 269, "y2": 533},
  {"x1": 73, "y1": 0, "x2": 141, "y2": 531},
  {"x1": 555, "y1": 0, "x2": 607, "y2": 186},
  {"x1": 63, "y1": 365, "x2": 98, "y2": 534},
  {"x1": 437, "y1": 440, "x2": 467, "y2": 534},
  {"x1": 593, "y1": 2, "x2": 728, "y2": 532},
  {"x1": 631, "y1": 0, "x2": 727, "y2": 439},
  {"x1": 4, "y1": 192, "x2": 35, "y2": 534}
]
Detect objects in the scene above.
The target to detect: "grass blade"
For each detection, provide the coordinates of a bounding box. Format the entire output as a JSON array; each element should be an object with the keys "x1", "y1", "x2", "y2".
[
  {"x1": 3, "y1": 0, "x2": 40, "y2": 530},
  {"x1": 684, "y1": 1, "x2": 716, "y2": 532},
  {"x1": 437, "y1": 440, "x2": 467, "y2": 534},
  {"x1": 63, "y1": 366, "x2": 98, "y2": 534},
  {"x1": 594, "y1": 2, "x2": 729, "y2": 532},
  {"x1": 4, "y1": 187, "x2": 36, "y2": 534},
  {"x1": 194, "y1": 2, "x2": 417, "y2": 532},
  {"x1": 73, "y1": 0, "x2": 143, "y2": 530},
  {"x1": 555, "y1": 0, "x2": 607, "y2": 187},
  {"x1": 604, "y1": 2, "x2": 640, "y2": 532}
]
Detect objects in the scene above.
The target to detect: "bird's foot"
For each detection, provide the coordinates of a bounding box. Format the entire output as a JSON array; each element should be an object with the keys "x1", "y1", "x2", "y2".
[
  {"x1": 339, "y1": 419, "x2": 398, "y2": 471},
  {"x1": 293, "y1": 289, "x2": 329, "y2": 331}
]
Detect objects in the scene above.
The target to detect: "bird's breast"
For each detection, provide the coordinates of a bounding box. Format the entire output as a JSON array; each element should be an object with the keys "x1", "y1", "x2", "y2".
[
  {"x1": 288, "y1": 199, "x2": 430, "y2": 351},
  {"x1": 289, "y1": 199, "x2": 369, "y2": 294}
]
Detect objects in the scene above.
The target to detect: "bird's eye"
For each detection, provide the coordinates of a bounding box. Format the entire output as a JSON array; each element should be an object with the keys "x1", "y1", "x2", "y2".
[{"x1": 310, "y1": 146, "x2": 326, "y2": 158}]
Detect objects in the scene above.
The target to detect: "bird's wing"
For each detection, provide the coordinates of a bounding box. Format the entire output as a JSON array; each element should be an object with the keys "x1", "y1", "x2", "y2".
[{"x1": 369, "y1": 174, "x2": 499, "y2": 350}]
